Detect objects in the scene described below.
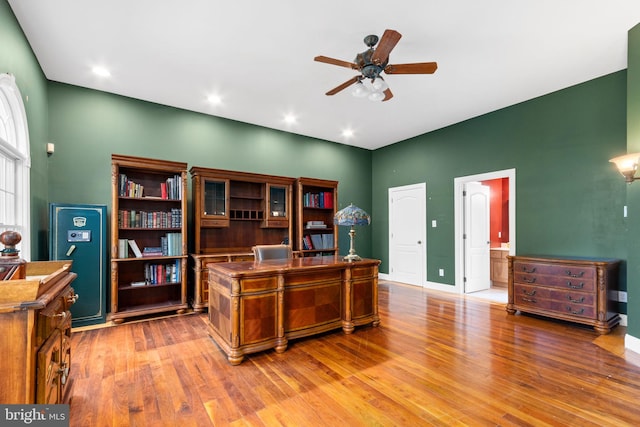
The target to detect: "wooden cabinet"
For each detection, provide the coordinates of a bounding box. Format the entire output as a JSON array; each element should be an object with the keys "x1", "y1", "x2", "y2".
[
  {"x1": 0, "y1": 261, "x2": 77, "y2": 404},
  {"x1": 190, "y1": 167, "x2": 295, "y2": 310},
  {"x1": 295, "y1": 177, "x2": 339, "y2": 257},
  {"x1": 490, "y1": 249, "x2": 508, "y2": 286},
  {"x1": 109, "y1": 154, "x2": 188, "y2": 323},
  {"x1": 506, "y1": 255, "x2": 620, "y2": 334}
]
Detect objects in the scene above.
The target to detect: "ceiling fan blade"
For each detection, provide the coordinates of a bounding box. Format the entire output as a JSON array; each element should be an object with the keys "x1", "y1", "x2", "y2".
[
  {"x1": 371, "y1": 29, "x2": 402, "y2": 65},
  {"x1": 382, "y1": 88, "x2": 393, "y2": 102},
  {"x1": 384, "y1": 62, "x2": 438, "y2": 74},
  {"x1": 314, "y1": 55, "x2": 358, "y2": 70},
  {"x1": 326, "y1": 76, "x2": 360, "y2": 96}
]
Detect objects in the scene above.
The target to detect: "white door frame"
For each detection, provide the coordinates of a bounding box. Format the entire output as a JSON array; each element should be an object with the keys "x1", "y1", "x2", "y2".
[
  {"x1": 463, "y1": 182, "x2": 491, "y2": 293},
  {"x1": 453, "y1": 169, "x2": 516, "y2": 295}
]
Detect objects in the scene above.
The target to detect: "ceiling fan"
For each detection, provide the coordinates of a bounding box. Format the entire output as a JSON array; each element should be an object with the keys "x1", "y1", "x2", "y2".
[{"x1": 314, "y1": 29, "x2": 438, "y2": 102}]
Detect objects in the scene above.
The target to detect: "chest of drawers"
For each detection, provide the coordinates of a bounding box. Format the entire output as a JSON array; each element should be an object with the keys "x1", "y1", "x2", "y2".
[{"x1": 506, "y1": 255, "x2": 620, "y2": 334}]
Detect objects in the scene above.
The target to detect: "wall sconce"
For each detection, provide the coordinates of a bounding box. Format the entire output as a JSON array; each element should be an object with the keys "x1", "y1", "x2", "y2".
[{"x1": 610, "y1": 152, "x2": 640, "y2": 183}]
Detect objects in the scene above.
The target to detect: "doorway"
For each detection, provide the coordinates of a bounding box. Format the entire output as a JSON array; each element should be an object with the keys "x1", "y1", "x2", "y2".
[{"x1": 454, "y1": 169, "x2": 516, "y2": 297}]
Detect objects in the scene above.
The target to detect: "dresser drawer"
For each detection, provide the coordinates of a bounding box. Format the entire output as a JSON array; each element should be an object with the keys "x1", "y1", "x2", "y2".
[
  {"x1": 513, "y1": 261, "x2": 595, "y2": 280},
  {"x1": 513, "y1": 290, "x2": 552, "y2": 310},
  {"x1": 549, "y1": 301, "x2": 596, "y2": 319},
  {"x1": 513, "y1": 284, "x2": 551, "y2": 300},
  {"x1": 549, "y1": 290, "x2": 596, "y2": 306},
  {"x1": 513, "y1": 272, "x2": 595, "y2": 291}
]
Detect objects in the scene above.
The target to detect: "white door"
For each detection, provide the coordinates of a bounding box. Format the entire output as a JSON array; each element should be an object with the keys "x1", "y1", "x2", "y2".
[
  {"x1": 464, "y1": 182, "x2": 490, "y2": 293},
  {"x1": 389, "y1": 183, "x2": 426, "y2": 286}
]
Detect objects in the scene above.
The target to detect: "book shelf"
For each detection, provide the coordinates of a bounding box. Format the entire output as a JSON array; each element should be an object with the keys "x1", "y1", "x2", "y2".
[
  {"x1": 190, "y1": 167, "x2": 295, "y2": 311},
  {"x1": 295, "y1": 177, "x2": 339, "y2": 257},
  {"x1": 109, "y1": 154, "x2": 188, "y2": 323}
]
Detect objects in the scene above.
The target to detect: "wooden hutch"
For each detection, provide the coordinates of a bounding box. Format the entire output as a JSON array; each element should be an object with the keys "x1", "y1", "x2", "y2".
[{"x1": 190, "y1": 167, "x2": 295, "y2": 311}]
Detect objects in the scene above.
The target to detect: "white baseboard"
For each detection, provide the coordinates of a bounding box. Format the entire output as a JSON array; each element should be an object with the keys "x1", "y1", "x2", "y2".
[
  {"x1": 626, "y1": 332, "x2": 640, "y2": 355},
  {"x1": 620, "y1": 313, "x2": 628, "y2": 327},
  {"x1": 378, "y1": 273, "x2": 458, "y2": 293}
]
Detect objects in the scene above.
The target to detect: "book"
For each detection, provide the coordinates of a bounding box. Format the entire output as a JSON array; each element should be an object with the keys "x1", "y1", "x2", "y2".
[
  {"x1": 128, "y1": 239, "x2": 143, "y2": 258},
  {"x1": 310, "y1": 234, "x2": 323, "y2": 249},
  {"x1": 321, "y1": 233, "x2": 334, "y2": 249},
  {"x1": 118, "y1": 239, "x2": 129, "y2": 258},
  {"x1": 130, "y1": 281, "x2": 147, "y2": 287},
  {"x1": 303, "y1": 235, "x2": 314, "y2": 250},
  {"x1": 142, "y1": 246, "x2": 163, "y2": 257}
]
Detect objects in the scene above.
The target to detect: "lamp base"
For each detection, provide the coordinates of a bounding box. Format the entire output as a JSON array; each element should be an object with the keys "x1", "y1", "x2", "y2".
[{"x1": 343, "y1": 253, "x2": 362, "y2": 262}]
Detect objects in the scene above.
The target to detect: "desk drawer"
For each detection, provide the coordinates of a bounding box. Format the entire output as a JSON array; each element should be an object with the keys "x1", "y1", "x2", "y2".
[{"x1": 240, "y1": 276, "x2": 278, "y2": 292}]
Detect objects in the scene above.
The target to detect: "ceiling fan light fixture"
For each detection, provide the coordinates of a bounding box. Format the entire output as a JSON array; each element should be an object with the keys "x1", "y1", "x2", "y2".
[
  {"x1": 368, "y1": 91, "x2": 385, "y2": 102},
  {"x1": 351, "y1": 81, "x2": 369, "y2": 98},
  {"x1": 371, "y1": 77, "x2": 388, "y2": 92}
]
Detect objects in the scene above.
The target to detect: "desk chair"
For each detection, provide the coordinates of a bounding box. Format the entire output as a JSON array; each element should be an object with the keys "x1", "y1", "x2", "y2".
[{"x1": 252, "y1": 244, "x2": 293, "y2": 262}]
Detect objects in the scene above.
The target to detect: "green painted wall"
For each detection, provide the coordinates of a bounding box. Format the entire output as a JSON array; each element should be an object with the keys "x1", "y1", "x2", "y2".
[
  {"x1": 2, "y1": 0, "x2": 636, "y2": 324},
  {"x1": 626, "y1": 24, "x2": 640, "y2": 336},
  {"x1": 0, "y1": 0, "x2": 50, "y2": 259},
  {"x1": 47, "y1": 82, "x2": 373, "y2": 257},
  {"x1": 372, "y1": 72, "x2": 628, "y2": 298}
]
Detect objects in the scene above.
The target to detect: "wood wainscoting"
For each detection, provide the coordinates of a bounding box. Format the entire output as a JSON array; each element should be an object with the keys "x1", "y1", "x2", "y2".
[{"x1": 68, "y1": 281, "x2": 640, "y2": 426}]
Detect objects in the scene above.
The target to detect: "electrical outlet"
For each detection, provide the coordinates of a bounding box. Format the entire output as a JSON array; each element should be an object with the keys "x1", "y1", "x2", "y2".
[
  {"x1": 439, "y1": 268, "x2": 444, "y2": 277},
  {"x1": 619, "y1": 291, "x2": 628, "y2": 303}
]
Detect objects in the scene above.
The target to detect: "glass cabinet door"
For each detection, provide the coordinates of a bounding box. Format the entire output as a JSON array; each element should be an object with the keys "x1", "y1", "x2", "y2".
[
  {"x1": 203, "y1": 179, "x2": 228, "y2": 218},
  {"x1": 263, "y1": 184, "x2": 289, "y2": 228},
  {"x1": 269, "y1": 185, "x2": 287, "y2": 219}
]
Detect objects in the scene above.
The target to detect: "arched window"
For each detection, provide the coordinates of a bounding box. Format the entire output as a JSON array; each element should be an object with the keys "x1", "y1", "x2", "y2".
[{"x1": 0, "y1": 73, "x2": 31, "y2": 260}]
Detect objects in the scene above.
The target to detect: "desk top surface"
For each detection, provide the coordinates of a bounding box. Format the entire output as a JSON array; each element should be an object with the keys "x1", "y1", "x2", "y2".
[{"x1": 207, "y1": 255, "x2": 380, "y2": 277}]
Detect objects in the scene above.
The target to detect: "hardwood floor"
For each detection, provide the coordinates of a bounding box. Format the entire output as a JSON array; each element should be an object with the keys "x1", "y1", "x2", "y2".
[{"x1": 69, "y1": 281, "x2": 640, "y2": 426}]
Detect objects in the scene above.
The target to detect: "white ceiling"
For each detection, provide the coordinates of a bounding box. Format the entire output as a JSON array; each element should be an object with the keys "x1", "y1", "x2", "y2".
[{"x1": 8, "y1": 1, "x2": 640, "y2": 150}]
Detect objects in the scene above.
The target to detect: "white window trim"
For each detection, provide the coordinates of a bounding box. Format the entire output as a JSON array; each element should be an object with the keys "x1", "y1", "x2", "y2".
[{"x1": 0, "y1": 73, "x2": 31, "y2": 260}]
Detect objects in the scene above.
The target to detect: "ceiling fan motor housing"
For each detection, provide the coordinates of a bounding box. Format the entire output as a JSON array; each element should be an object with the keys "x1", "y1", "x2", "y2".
[{"x1": 355, "y1": 49, "x2": 386, "y2": 79}]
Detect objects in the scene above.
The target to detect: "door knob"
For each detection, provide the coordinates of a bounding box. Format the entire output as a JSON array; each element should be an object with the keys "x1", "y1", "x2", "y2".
[{"x1": 66, "y1": 244, "x2": 76, "y2": 257}]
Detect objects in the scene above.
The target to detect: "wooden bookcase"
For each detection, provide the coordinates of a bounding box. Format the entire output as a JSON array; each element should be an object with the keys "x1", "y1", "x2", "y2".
[
  {"x1": 295, "y1": 177, "x2": 339, "y2": 257},
  {"x1": 190, "y1": 167, "x2": 295, "y2": 311},
  {"x1": 109, "y1": 154, "x2": 189, "y2": 323}
]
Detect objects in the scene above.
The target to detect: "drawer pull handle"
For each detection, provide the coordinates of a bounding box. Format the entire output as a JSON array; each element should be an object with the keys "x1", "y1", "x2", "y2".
[
  {"x1": 67, "y1": 293, "x2": 79, "y2": 304},
  {"x1": 523, "y1": 289, "x2": 536, "y2": 296},
  {"x1": 568, "y1": 296, "x2": 585, "y2": 303},
  {"x1": 567, "y1": 307, "x2": 585, "y2": 315},
  {"x1": 522, "y1": 266, "x2": 536, "y2": 273},
  {"x1": 53, "y1": 311, "x2": 67, "y2": 319},
  {"x1": 523, "y1": 277, "x2": 536, "y2": 284},
  {"x1": 567, "y1": 282, "x2": 584, "y2": 289},
  {"x1": 523, "y1": 297, "x2": 537, "y2": 303},
  {"x1": 565, "y1": 270, "x2": 584, "y2": 278}
]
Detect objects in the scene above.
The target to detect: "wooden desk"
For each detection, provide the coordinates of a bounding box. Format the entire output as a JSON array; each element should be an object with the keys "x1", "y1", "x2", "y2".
[{"x1": 207, "y1": 256, "x2": 380, "y2": 364}]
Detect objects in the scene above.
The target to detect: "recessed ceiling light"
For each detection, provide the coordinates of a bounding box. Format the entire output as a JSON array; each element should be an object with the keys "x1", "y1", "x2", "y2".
[
  {"x1": 91, "y1": 66, "x2": 111, "y2": 78},
  {"x1": 283, "y1": 113, "x2": 297, "y2": 125},
  {"x1": 342, "y1": 129, "x2": 354, "y2": 138},
  {"x1": 207, "y1": 94, "x2": 222, "y2": 105}
]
